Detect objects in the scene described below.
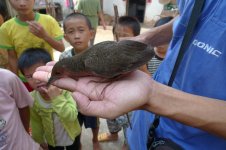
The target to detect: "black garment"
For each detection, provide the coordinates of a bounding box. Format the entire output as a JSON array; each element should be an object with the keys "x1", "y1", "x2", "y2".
[{"x1": 48, "y1": 135, "x2": 81, "y2": 150}]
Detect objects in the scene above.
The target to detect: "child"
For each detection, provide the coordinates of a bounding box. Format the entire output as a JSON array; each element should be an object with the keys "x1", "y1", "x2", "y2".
[
  {"x1": 147, "y1": 16, "x2": 173, "y2": 76},
  {"x1": 75, "y1": 0, "x2": 106, "y2": 46},
  {"x1": 113, "y1": 16, "x2": 150, "y2": 74},
  {"x1": 0, "y1": 68, "x2": 41, "y2": 149},
  {"x1": 60, "y1": 12, "x2": 101, "y2": 150},
  {"x1": 0, "y1": 1, "x2": 9, "y2": 69},
  {"x1": 18, "y1": 48, "x2": 81, "y2": 150},
  {"x1": 0, "y1": 0, "x2": 65, "y2": 91},
  {"x1": 98, "y1": 16, "x2": 150, "y2": 149}
]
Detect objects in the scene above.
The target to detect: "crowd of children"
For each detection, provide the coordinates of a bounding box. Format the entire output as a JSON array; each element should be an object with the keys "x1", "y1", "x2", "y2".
[
  {"x1": 0, "y1": 0, "x2": 64, "y2": 91},
  {"x1": 0, "y1": 0, "x2": 170, "y2": 149}
]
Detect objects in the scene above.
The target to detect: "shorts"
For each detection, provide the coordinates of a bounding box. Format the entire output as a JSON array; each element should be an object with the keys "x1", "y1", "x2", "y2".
[
  {"x1": 48, "y1": 134, "x2": 81, "y2": 150},
  {"x1": 78, "y1": 112, "x2": 99, "y2": 129}
]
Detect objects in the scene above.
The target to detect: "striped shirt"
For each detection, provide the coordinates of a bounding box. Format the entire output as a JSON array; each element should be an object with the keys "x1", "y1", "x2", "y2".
[
  {"x1": 59, "y1": 48, "x2": 75, "y2": 60},
  {"x1": 147, "y1": 55, "x2": 164, "y2": 76}
]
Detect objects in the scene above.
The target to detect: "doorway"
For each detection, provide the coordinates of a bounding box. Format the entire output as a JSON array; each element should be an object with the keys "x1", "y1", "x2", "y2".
[
  {"x1": 127, "y1": 0, "x2": 146, "y2": 22},
  {"x1": 0, "y1": 0, "x2": 10, "y2": 21}
]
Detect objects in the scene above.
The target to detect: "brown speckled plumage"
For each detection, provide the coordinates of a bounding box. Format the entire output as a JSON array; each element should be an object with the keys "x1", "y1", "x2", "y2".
[{"x1": 47, "y1": 40, "x2": 154, "y2": 85}]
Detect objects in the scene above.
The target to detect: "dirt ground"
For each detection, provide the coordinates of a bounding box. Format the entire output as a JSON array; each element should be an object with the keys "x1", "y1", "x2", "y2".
[{"x1": 53, "y1": 25, "x2": 149, "y2": 150}]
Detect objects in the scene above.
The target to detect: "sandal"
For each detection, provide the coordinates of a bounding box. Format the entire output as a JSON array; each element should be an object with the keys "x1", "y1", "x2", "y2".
[{"x1": 98, "y1": 132, "x2": 118, "y2": 142}]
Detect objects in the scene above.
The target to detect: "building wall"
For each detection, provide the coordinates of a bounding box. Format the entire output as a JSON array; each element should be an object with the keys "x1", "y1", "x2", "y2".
[
  {"x1": 103, "y1": 0, "x2": 126, "y2": 16},
  {"x1": 145, "y1": 1, "x2": 163, "y2": 22},
  {"x1": 103, "y1": 0, "x2": 164, "y2": 23},
  {"x1": 52, "y1": 0, "x2": 74, "y2": 18}
]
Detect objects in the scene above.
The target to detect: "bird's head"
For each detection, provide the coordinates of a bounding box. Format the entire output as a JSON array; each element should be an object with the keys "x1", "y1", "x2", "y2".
[{"x1": 47, "y1": 59, "x2": 71, "y2": 86}]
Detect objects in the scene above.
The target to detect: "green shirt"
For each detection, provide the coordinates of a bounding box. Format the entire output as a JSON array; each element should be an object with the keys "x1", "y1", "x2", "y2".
[
  {"x1": 0, "y1": 13, "x2": 63, "y2": 81},
  {"x1": 0, "y1": 13, "x2": 63, "y2": 58},
  {"x1": 75, "y1": 0, "x2": 102, "y2": 29},
  {"x1": 30, "y1": 90, "x2": 81, "y2": 146}
]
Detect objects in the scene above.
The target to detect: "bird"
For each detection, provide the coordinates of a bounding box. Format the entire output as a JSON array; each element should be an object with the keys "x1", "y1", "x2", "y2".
[{"x1": 47, "y1": 40, "x2": 154, "y2": 85}]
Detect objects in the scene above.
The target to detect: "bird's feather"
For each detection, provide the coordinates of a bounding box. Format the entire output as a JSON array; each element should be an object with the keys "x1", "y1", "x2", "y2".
[
  {"x1": 84, "y1": 40, "x2": 154, "y2": 78},
  {"x1": 49, "y1": 40, "x2": 154, "y2": 85}
]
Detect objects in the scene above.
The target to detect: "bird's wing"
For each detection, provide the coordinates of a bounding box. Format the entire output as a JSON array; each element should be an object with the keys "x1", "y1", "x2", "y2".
[
  {"x1": 115, "y1": 40, "x2": 155, "y2": 71},
  {"x1": 84, "y1": 41, "x2": 118, "y2": 78},
  {"x1": 112, "y1": 44, "x2": 154, "y2": 73},
  {"x1": 84, "y1": 40, "x2": 154, "y2": 78}
]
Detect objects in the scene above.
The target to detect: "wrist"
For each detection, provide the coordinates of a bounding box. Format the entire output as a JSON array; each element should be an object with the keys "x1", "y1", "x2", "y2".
[
  {"x1": 147, "y1": 82, "x2": 183, "y2": 118},
  {"x1": 42, "y1": 34, "x2": 50, "y2": 41},
  {"x1": 145, "y1": 80, "x2": 171, "y2": 116},
  {"x1": 145, "y1": 79, "x2": 157, "y2": 111}
]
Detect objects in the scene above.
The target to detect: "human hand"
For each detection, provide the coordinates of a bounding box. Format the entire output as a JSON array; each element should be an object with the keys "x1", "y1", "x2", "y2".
[
  {"x1": 40, "y1": 143, "x2": 48, "y2": 150},
  {"x1": 33, "y1": 62, "x2": 153, "y2": 119},
  {"x1": 27, "y1": 21, "x2": 48, "y2": 39},
  {"x1": 39, "y1": 85, "x2": 62, "y2": 100}
]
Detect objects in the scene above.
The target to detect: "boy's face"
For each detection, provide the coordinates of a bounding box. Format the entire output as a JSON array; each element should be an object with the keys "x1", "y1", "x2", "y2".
[
  {"x1": 64, "y1": 18, "x2": 94, "y2": 53},
  {"x1": 9, "y1": 0, "x2": 34, "y2": 15},
  {"x1": 23, "y1": 62, "x2": 47, "y2": 93},
  {"x1": 115, "y1": 25, "x2": 135, "y2": 39}
]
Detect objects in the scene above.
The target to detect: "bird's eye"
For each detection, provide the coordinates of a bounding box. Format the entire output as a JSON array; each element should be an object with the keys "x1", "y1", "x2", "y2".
[{"x1": 55, "y1": 71, "x2": 61, "y2": 75}]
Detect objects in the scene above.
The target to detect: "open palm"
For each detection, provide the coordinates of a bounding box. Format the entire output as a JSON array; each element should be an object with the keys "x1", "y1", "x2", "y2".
[{"x1": 33, "y1": 62, "x2": 152, "y2": 118}]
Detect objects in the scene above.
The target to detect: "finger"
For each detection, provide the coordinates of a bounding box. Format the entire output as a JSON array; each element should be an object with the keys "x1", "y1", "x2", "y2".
[
  {"x1": 52, "y1": 78, "x2": 79, "y2": 91},
  {"x1": 27, "y1": 21, "x2": 40, "y2": 29},
  {"x1": 52, "y1": 76, "x2": 103, "y2": 93},
  {"x1": 27, "y1": 21, "x2": 37, "y2": 31},
  {"x1": 28, "y1": 27, "x2": 37, "y2": 34},
  {"x1": 72, "y1": 92, "x2": 119, "y2": 119},
  {"x1": 72, "y1": 77, "x2": 110, "y2": 100},
  {"x1": 40, "y1": 86, "x2": 48, "y2": 93},
  {"x1": 27, "y1": 21, "x2": 42, "y2": 35},
  {"x1": 26, "y1": 21, "x2": 33, "y2": 27},
  {"x1": 35, "y1": 65, "x2": 53, "y2": 72},
  {"x1": 33, "y1": 70, "x2": 49, "y2": 82},
  {"x1": 46, "y1": 61, "x2": 56, "y2": 66},
  {"x1": 33, "y1": 70, "x2": 80, "y2": 91}
]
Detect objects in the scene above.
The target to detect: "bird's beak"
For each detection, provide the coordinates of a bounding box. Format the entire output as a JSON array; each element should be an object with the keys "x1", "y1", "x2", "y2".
[{"x1": 47, "y1": 76, "x2": 58, "y2": 87}]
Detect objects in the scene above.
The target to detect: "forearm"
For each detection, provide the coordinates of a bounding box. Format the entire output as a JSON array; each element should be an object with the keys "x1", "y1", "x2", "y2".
[
  {"x1": 8, "y1": 50, "x2": 18, "y2": 75},
  {"x1": 140, "y1": 18, "x2": 175, "y2": 47},
  {"x1": 19, "y1": 106, "x2": 30, "y2": 133},
  {"x1": 147, "y1": 81, "x2": 226, "y2": 139},
  {"x1": 43, "y1": 36, "x2": 65, "y2": 52},
  {"x1": 98, "y1": 12, "x2": 106, "y2": 28}
]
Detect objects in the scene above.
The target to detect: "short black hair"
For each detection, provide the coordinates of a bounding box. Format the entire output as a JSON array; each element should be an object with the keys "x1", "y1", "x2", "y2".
[
  {"x1": 154, "y1": 16, "x2": 174, "y2": 27},
  {"x1": 18, "y1": 48, "x2": 52, "y2": 74},
  {"x1": 115, "y1": 16, "x2": 141, "y2": 36},
  {"x1": 63, "y1": 12, "x2": 92, "y2": 31}
]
